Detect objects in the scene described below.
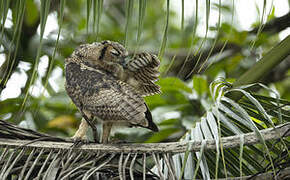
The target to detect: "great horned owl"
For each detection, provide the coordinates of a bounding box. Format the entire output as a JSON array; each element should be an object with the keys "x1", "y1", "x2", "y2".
[{"x1": 65, "y1": 40, "x2": 160, "y2": 143}]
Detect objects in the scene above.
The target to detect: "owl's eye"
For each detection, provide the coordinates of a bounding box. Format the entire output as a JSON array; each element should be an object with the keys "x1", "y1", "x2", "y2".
[{"x1": 110, "y1": 48, "x2": 120, "y2": 56}]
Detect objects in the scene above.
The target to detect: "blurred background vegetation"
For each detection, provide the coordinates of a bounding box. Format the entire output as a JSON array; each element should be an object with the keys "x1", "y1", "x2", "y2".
[
  {"x1": 0, "y1": 0, "x2": 289, "y2": 142},
  {"x1": 1, "y1": 0, "x2": 290, "y2": 178}
]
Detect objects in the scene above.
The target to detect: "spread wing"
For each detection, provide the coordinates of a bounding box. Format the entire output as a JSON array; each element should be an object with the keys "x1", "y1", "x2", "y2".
[{"x1": 125, "y1": 53, "x2": 161, "y2": 96}]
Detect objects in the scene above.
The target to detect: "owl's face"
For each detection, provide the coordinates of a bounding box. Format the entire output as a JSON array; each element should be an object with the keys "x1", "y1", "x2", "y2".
[{"x1": 72, "y1": 40, "x2": 128, "y2": 66}]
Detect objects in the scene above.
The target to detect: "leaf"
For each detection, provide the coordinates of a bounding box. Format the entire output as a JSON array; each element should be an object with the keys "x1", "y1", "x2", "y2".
[
  {"x1": 200, "y1": 117, "x2": 213, "y2": 139},
  {"x1": 157, "y1": 77, "x2": 192, "y2": 93},
  {"x1": 144, "y1": 94, "x2": 166, "y2": 109},
  {"x1": 21, "y1": 0, "x2": 51, "y2": 111},
  {"x1": 42, "y1": 0, "x2": 65, "y2": 98},
  {"x1": 228, "y1": 89, "x2": 275, "y2": 127},
  {"x1": 181, "y1": 0, "x2": 184, "y2": 30},
  {"x1": 218, "y1": 102, "x2": 252, "y2": 129},
  {"x1": 145, "y1": 127, "x2": 180, "y2": 143},
  {"x1": 252, "y1": 94, "x2": 290, "y2": 106},
  {"x1": 239, "y1": 134, "x2": 244, "y2": 177},
  {"x1": 124, "y1": 0, "x2": 133, "y2": 47},
  {"x1": 158, "y1": 118, "x2": 179, "y2": 126},
  {"x1": 193, "y1": 75, "x2": 208, "y2": 97},
  {"x1": 158, "y1": 0, "x2": 169, "y2": 59},
  {"x1": 136, "y1": 0, "x2": 146, "y2": 44},
  {"x1": 0, "y1": 98, "x2": 20, "y2": 115},
  {"x1": 193, "y1": 140, "x2": 209, "y2": 179},
  {"x1": 206, "y1": 112, "x2": 218, "y2": 139},
  {"x1": 48, "y1": 115, "x2": 77, "y2": 130},
  {"x1": 25, "y1": 0, "x2": 39, "y2": 26},
  {"x1": 221, "y1": 97, "x2": 262, "y2": 137},
  {"x1": 212, "y1": 106, "x2": 243, "y2": 135},
  {"x1": 86, "y1": 0, "x2": 92, "y2": 34},
  {"x1": 179, "y1": 140, "x2": 194, "y2": 180}
]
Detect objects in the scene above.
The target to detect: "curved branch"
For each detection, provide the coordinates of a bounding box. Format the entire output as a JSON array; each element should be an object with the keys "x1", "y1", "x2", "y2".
[
  {"x1": 0, "y1": 123, "x2": 289, "y2": 154},
  {"x1": 250, "y1": 11, "x2": 290, "y2": 35}
]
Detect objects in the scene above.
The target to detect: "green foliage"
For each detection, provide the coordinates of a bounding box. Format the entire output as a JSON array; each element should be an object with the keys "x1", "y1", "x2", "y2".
[
  {"x1": 25, "y1": 0, "x2": 39, "y2": 26},
  {"x1": 0, "y1": 0, "x2": 289, "y2": 178}
]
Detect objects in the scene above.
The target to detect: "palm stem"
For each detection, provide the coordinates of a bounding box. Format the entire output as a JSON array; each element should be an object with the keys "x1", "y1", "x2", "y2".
[
  {"x1": 233, "y1": 35, "x2": 290, "y2": 87},
  {"x1": 229, "y1": 35, "x2": 290, "y2": 100}
]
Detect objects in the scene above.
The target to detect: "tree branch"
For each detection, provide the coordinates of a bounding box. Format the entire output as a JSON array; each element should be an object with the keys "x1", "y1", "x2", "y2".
[
  {"x1": 250, "y1": 11, "x2": 290, "y2": 35},
  {"x1": 0, "y1": 121, "x2": 288, "y2": 153}
]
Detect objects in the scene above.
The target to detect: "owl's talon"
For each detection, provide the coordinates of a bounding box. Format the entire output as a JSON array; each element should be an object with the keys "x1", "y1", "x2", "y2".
[{"x1": 71, "y1": 137, "x2": 90, "y2": 148}]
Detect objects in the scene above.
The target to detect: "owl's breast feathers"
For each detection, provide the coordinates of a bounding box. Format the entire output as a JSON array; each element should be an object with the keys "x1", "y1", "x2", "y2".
[{"x1": 65, "y1": 61, "x2": 158, "y2": 132}]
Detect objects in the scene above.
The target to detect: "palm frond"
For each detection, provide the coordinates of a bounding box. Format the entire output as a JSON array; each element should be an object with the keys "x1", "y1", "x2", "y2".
[
  {"x1": 175, "y1": 80, "x2": 290, "y2": 179},
  {"x1": 21, "y1": 0, "x2": 50, "y2": 111},
  {"x1": 158, "y1": 0, "x2": 170, "y2": 59},
  {"x1": 124, "y1": 0, "x2": 134, "y2": 48},
  {"x1": 0, "y1": 113, "x2": 288, "y2": 179}
]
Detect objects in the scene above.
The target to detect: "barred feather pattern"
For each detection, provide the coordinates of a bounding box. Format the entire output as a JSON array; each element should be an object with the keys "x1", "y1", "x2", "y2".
[
  {"x1": 65, "y1": 62, "x2": 148, "y2": 127},
  {"x1": 65, "y1": 41, "x2": 160, "y2": 143},
  {"x1": 125, "y1": 53, "x2": 161, "y2": 96}
]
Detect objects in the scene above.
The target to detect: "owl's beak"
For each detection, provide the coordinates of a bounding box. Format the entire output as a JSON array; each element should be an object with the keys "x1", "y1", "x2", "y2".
[{"x1": 121, "y1": 56, "x2": 129, "y2": 67}]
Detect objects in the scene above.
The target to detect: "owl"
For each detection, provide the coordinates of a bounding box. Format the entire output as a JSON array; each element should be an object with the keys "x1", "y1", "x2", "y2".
[{"x1": 65, "y1": 40, "x2": 160, "y2": 143}]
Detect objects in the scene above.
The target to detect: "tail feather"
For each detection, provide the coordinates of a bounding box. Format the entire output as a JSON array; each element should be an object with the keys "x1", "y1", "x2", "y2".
[{"x1": 144, "y1": 104, "x2": 159, "y2": 132}]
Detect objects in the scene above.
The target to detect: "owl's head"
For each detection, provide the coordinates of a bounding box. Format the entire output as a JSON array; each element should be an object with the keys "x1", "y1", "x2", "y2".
[{"x1": 71, "y1": 40, "x2": 128, "y2": 66}]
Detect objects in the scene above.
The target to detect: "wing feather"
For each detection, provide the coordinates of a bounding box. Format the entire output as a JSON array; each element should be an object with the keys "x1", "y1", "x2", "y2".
[
  {"x1": 125, "y1": 53, "x2": 161, "y2": 96},
  {"x1": 81, "y1": 75, "x2": 148, "y2": 127}
]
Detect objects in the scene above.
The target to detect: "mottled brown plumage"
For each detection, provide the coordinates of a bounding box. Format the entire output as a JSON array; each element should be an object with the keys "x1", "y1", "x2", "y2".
[
  {"x1": 65, "y1": 40, "x2": 160, "y2": 143},
  {"x1": 123, "y1": 52, "x2": 161, "y2": 96}
]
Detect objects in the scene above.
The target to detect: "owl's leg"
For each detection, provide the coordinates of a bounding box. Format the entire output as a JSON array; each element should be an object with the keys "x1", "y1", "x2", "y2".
[
  {"x1": 72, "y1": 118, "x2": 88, "y2": 141},
  {"x1": 82, "y1": 110, "x2": 99, "y2": 143},
  {"x1": 101, "y1": 122, "x2": 113, "y2": 144}
]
